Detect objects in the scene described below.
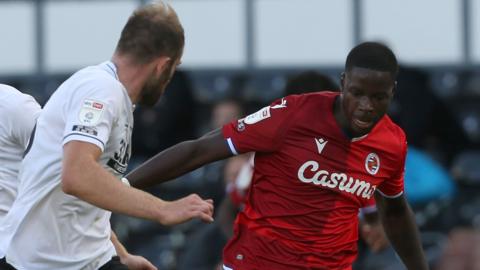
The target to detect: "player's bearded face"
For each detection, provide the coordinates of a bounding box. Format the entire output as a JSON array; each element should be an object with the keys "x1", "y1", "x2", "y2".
[
  {"x1": 139, "y1": 59, "x2": 177, "y2": 107},
  {"x1": 340, "y1": 67, "x2": 394, "y2": 136}
]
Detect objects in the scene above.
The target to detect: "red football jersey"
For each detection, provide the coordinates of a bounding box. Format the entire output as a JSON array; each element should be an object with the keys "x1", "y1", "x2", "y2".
[{"x1": 222, "y1": 92, "x2": 406, "y2": 270}]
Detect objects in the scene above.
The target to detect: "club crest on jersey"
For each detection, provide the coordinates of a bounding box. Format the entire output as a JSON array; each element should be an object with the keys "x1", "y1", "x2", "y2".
[
  {"x1": 244, "y1": 106, "x2": 271, "y2": 124},
  {"x1": 79, "y1": 99, "x2": 105, "y2": 126},
  {"x1": 365, "y1": 153, "x2": 380, "y2": 175}
]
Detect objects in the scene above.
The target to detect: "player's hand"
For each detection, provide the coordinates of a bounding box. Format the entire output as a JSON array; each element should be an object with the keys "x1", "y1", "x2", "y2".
[
  {"x1": 159, "y1": 194, "x2": 214, "y2": 225},
  {"x1": 360, "y1": 222, "x2": 389, "y2": 252},
  {"x1": 120, "y1": 254, "x2": 157, "y2": 270}
]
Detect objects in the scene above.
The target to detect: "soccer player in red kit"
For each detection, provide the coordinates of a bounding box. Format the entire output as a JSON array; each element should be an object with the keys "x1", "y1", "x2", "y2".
[{"x1": 125, "y1": 42, "x2": 429, "y2": 270}]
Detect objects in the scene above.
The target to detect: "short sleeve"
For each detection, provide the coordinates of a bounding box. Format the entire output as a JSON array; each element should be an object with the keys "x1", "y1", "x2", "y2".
[
  {"x1": 62, "y1": 80, "x2": 121, "y2": 152},
  {"x1": 376, "y1": 140, "x2": 407, "y2": 198},
  {"x1": 9, "y1": 94, "x2": 41, "y2": 149},
  {"x1": 222, "y1": 96, "x2": 297, "y2": 155}
]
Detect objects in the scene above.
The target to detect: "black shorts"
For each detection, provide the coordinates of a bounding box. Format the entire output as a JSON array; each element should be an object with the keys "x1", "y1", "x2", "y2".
[
  {"x1": 0, "y1": 256, "x2": 128, "y2": 270},
  {"x1": 99, "y1": 256, "x2": 129, "y2": 270}
]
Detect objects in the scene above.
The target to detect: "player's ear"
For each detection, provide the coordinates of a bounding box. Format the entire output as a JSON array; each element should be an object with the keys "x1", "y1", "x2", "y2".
[
  {"x1": 154, "y1": 56, "x2": 171, "y2": 75},
  {"x1": 392, "y1": 81, "x2": 398, "y2": 95}
]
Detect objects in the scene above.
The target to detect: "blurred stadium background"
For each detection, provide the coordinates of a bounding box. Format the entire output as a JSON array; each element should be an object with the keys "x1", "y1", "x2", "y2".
[{"x1": 1, "y1": 0, "x2": 480, "y2": 269}]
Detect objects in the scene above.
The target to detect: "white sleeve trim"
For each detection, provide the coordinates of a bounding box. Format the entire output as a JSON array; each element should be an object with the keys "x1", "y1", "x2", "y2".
[
  {"x1": 226, "y1": 138, "x2": 239, "y2": 155},
  {"x1": 376, "y1": 189, "x2": 403, "y2": 199},
  {"x1": 121, "y1": 177, "x2": 131, "y2": 186},
  {"x1": 63, "y1": 133, "x2": 105, "y2": 152},
  {"x1": 223, "y1": 265, "x2": 234, "y2": 270}
]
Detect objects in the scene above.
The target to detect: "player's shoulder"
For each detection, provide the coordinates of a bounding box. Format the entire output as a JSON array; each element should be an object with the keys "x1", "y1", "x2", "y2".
[
  {"x1": 0, "y1": 83, "x2": 20, "y2": 97},
  {"x1": 68, "y1": 62, "x2": 125, "y2": 102},
  {"x1": 0, "y1": 84, "x2": 40, "y2": 112},
  {"x1": 0, "y1": 83, "x2": 27, "y2": 102},
  {"x1": 76, "y1": 63, "x2": 122, "y2": 90},
  {"x1": 280, "y1": 91, "x2": 338, "y2": 108},
  {"x1": 378, "y1": 115, "x2": 407, "y2": 146}
]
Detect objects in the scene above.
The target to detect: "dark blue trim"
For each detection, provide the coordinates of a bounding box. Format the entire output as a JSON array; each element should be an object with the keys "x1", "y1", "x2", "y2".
[
  {"x1": 63, "y1": 132, "x2": 105, "y2": 148},
  {"x1": 105, "y1": 62, "x2": 119, "y2": 80}
]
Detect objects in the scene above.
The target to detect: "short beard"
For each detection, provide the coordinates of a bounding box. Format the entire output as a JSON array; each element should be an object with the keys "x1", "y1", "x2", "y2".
[{"x1": 139, "y1": 63, "x2": 174, "y2": 107}]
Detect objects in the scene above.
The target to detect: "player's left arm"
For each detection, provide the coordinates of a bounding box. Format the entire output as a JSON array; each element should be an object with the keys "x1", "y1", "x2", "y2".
[
  {"x1": 111, "y1": 231, "x2": 157, "y2": 270},
  {"x1": 375, "y1": 192, "x2": 429, "y2": 270}
]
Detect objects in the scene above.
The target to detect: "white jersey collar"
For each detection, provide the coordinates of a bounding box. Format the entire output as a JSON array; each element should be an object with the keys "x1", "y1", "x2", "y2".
[{"x1": 104, "y1": 61, "x2": 135, "y2": 111}]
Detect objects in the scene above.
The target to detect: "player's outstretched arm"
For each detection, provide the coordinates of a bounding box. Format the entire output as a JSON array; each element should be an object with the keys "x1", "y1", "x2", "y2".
[
  {"x1": 127, "y1": 128, "x2": 233, "y2": 190},
  {"x1": 375, "y1": 192, "x2": 429, "y2": 270},
  {"x1": 111, "y1": 231, "x2": 157, "y2": 270},
  {"x1": 61, "y1": 141, "x2": 214, "y2": 225}
]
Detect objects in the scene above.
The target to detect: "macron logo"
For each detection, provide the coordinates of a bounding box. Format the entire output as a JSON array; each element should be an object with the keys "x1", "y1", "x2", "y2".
[{"x1": 314, "y1": 138, "x2": 328, "y2": 154}]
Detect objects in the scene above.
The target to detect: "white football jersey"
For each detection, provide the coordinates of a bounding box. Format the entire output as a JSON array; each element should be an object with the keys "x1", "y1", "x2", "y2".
[
  {"x1": 0, "y1": 85, "x2": 41, "y2": 219},
  {"x1": 0, "y1": 61, "x2": 134, "y2": 270}
]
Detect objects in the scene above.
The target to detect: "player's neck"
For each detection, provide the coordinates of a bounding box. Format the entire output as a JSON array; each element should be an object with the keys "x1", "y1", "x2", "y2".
[
  {"x1": 333, "y1": 96, "x2": 359, "y2": 139},
  {"x1": 111, "y1": 54, "x2": 153, "y2": 104},
  {"x1": 333, "y1": 96, "x2": 349, "y2": 132}
]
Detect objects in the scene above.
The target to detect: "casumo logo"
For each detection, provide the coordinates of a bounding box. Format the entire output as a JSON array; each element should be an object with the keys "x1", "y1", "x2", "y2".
[{"x1": 297, "y1": 161, "x2": 376, "y2": 199}]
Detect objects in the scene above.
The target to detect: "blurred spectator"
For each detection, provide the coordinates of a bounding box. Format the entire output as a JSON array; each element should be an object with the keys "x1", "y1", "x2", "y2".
[
  {"x1": 192, "y1": 98, "x2": 246, "y2": 205},
  {"x1": 131, "y1": 70, "x2": 197, "y2": 161},
  {"x1": 404, "y1": 146, "x2": 456, "y2": 205},
  {"x1": 435, "y1": 228, "x2": 480, "y2": 270},
  {"x1": 211, "y1": 99, "x2": 244, "y2": 131},
  {"x1": 178, "y1": 154, "x2": 251, "y2": 270},
  {"x1": 389, "y1": 66, "x2": 470, "y2": 166},
  {"x1": 284, "y1": 70, "x2": 339, "y2": 95}
]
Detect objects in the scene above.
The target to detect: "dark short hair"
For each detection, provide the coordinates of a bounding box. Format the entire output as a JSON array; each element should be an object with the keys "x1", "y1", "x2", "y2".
[
  {"x1": 345, "y1": 42, "x2": 398, "y2": 78},
  {"x1": 284, "y1": 71, "x2": 339, "y2": 95},
  {"x1": 115, "y1": 1, "x2": 184, "y2": 64}
]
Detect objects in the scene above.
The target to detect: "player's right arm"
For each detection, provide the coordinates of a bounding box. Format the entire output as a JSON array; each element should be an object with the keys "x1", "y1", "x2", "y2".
[
  {"x1": 60, "y1": 79, "x2": 213, "y2": 225},
  {"x1": 62, "y1": 140, "x2": 214, "y2": 225},
  {"x1": 127, "y1": 96, "x2": 296, "y2": 190}
]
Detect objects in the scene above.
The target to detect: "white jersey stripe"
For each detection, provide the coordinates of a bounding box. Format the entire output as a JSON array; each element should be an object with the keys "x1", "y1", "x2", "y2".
[
  {"x1": 226, "y1": 138, "x2": 238, "y2": 155},
  {"x1": 376, "y1": 189, "x2": 403, "y2": 199},
  {"x1": 223, "y1": 265, "x2": 234, "y2": 270}
]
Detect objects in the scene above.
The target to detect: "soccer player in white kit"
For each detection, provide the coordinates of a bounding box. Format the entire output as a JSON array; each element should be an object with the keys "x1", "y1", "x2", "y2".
[
  {"x1": 0, "y1": 84, "x2": 41, "y2": 221},
  {"x1": 0, "y1": 85, "x2": 156, "y2": 269},
  {"x1": 0, "y1": 84, "x2": 156, "y2": 269},
  {"x1": 0, "y1": 2, "x2": 214, "y2": 270}
]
